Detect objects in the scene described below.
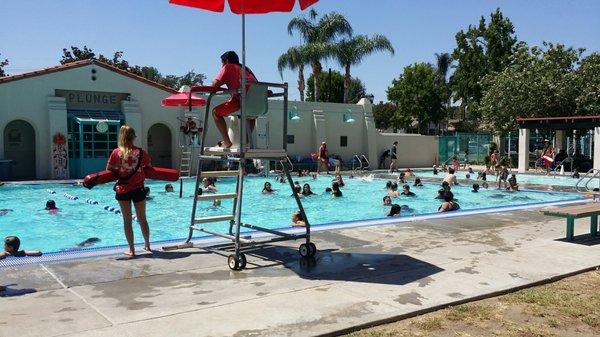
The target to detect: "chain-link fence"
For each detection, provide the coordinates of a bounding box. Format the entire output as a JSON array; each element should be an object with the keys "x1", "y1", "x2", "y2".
[{"x1": 438, "y1": 133, "x2": 492, "y2": 165}]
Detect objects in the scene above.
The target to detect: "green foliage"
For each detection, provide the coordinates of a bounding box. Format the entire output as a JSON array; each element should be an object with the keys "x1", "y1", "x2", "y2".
[
  {"x1": 305, "y1": 70, "x2": 365, "y2": 103},
  {"x1": 576, "y1": 52, "x2": 600, "y2": 115},
  {"x1": 59, "y1": 46, "x2": 204, "y2": 90},
  {"x1": 0, "y1": 53, "x2": 8, "y2": 77},
  {"x1": 480, "y1": 42, "x2": 586, "y2": 135},
  {"x1": 332, "y1": 34, "x2": 394, "y2": 103},
  {"x1": 287, "y1": 9, "x2": 353, "y2": 101},
  {"x1": 372, "y1": 102, "x2": 398, "y2": 130},
  {"x1": 450, "y1": 8, "x2": 517, "y2": 120},
  {"x1": 278, "y1": 45, "x2": 310, "y2": 101},
  {"x1": 386, "y1": 63, "x2": 446, "y2": 133}
]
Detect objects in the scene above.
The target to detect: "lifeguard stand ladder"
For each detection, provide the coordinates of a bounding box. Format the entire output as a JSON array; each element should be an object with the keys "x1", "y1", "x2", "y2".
[{"x1": 163, "y1": 82, "x2": 315, "y2": 271}]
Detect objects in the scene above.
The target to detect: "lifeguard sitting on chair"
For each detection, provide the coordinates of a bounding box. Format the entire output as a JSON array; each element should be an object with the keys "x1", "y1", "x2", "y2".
[
  {"x1": 211, "y1": 51, "x2": 258, "y2": 148},
  {"x1": 177, "y1": 116, "x2": 199, "y2": 145}
]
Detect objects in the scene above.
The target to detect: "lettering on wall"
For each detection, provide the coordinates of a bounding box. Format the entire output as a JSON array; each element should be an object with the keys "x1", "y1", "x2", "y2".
[{"x1": 55, "y1": 90, "x2": 129, "y2": 110}]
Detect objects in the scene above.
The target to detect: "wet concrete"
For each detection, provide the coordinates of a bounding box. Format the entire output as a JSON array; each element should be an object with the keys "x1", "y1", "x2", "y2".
[{"x1": 1, "y1": 208, "x2": 599, "y2": 337}]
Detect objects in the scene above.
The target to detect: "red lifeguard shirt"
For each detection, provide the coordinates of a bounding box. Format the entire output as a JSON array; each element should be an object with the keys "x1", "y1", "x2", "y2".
[
  {"x1": 107, "y1": 147, "x2": 151, "y2": 194},
  {"x1": 214, "y1": 63, "x2": 257, "y2": 96}
]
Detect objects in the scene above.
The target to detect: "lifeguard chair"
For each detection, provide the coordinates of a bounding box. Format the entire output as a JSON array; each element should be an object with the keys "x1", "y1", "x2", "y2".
[{"x1": 163, "y1": 81, "x2": 315, "y2": 271}]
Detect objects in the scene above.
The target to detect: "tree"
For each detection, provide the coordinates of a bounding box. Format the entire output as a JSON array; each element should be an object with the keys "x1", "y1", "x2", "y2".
[
  {"x1": 387, "y1": 63, "x2": 446, "y2": 134},
  {"x1": 480, "y1": 42, "x2": 584, "y2": 136},
  {"x1": 60, "y1": 46, "x2": 96, "y2": 64},
  {"x1": 0, "y1": 54, "x2": 8, "y2": 77},
  {"x1": 576, "y1": 52, "x2": 600, "y2": 115},
  {"x1": 287, "y1": 9, "x2": 352, "y2": 101},
  {"x1": 332, "y1": 34, "x2": 394, "y2": 103},
  {"x1": 278, "y1": 45, "x2": 310, "y2": 101},
  {"x1": 450, "y1": 8, "x2": 517, "y2": 120},
  {"x1": 305, "y1": 70, "x2": 366, "y2": 104},
  {"x1": 372, "y1": 102, "x2": 398, "y2": 130},
  {"x1": 177, "y1": 70, "x2": 206, "y2": 87}
]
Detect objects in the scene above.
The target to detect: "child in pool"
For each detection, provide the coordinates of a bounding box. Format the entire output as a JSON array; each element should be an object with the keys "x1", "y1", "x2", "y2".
[
  {"x1": 401, "y1": 185, "x2": 416, "y2": 196},
  {"x1": 383, "y1": 195, "x2": 392, "y2": 206},
  {"x1": 0, "y1": 236, "x2": 42, "y2": 259},
  {"x1": 165, "y1": 184, "x2": 175, "y2": 193},
  {"x1": 387, "y1": 204, "x2": 401, "y2": 217},
  {"x1": 302, "y1": 183, "x2": 315, "y2": 196},
  {"x1": 472, "y1": 183, "x2": 480, "y2": 192},
  {"x1": 331, "y1": 182, "x2": 343, "y2": 197},
  {"x1": 262, "y1": 182, "x2": 275, "y2": 194},
  {"x1": 388, "y1": 183, "x2": 400, "y2": 197},
  {"x1": 45, "y1": 200, "x2": 59, "y2": 214},
  {"x1": 290, "y1": 211, "x2": 306, "y2": 227}
]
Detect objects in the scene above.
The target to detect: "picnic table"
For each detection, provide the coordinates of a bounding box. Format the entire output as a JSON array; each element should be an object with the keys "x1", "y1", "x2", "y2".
[{"x1": 543, "y1": 203, "x2": 600, "y2": 240}]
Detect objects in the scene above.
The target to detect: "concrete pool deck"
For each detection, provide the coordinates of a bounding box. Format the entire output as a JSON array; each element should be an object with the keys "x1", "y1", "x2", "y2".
[{"x1": 2, "y1": 206, "x2": 600, "y2": 337}]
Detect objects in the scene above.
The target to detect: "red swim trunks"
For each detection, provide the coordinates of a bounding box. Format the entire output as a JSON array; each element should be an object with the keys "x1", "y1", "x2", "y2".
[{"x1": 213, "y1": 97, "x2": 240, "y2": 117}]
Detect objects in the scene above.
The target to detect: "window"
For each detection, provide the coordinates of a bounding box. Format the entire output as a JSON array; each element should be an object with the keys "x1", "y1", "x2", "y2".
[
  {"x1": 67, "y1": 110, "x2": 122, "y2": 159},
  {"x1": 340, "y1": 136, "x2": 348, "y2": 147},
  {"x1": 287, "y1": 135, "x2": 295, "y2": 144}
]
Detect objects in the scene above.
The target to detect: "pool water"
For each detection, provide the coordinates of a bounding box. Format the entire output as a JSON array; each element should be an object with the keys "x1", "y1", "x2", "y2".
[
  {"x1": 414, "y1": 170, "x2": 589, "y2": 187},
  {"x1": 0, "y1": 176, "x2": 582, "y2": 253}
]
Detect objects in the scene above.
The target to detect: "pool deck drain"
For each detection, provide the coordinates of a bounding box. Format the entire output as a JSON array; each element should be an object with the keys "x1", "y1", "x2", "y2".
[{"x1": 2, "y1": 207, "x2": 600, "y2": 337}]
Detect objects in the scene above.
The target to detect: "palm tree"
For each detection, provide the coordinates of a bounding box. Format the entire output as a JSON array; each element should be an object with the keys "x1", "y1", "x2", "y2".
[
  {"x1": 287, "y1": 9, "x2": 352, "y2": 101},
  {"x1": 333, "y1": 34, "x2": 395, "y2": 103},
  {"x1": 435, "y1": 52, "x2": 452, "y2": 84},
  {"x1": 277, "y1": 46, "x2": 311, "y2": 101}
]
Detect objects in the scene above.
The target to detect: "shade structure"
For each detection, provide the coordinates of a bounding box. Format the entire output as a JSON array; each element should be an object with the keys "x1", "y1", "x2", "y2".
[
  {"x1": 161, "y1": 92, "x2": 206, "y2": 107},
  {"x1": 169, "y1": 0, "x2": 319, "y2": 14}
]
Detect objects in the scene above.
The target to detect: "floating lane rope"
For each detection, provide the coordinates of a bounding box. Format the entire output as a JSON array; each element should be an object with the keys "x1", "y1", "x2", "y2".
[
  {"x1": 103, "y1": 205, "x2": 121, "y2": 214},
  {"x1": 63, "y1": 192, "x2": 79, "y2": 200},
  {"x1": 85, "y1": 198, "x2": 99, "y2": 205},
  {"x1": 47, "y1": 189, "x2": 56, "y2": 194}
]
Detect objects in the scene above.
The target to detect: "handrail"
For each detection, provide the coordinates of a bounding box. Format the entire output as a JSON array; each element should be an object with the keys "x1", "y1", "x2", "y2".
[
  {"x1": 360, "y1": 155, "x2": 370, "y2": 170},
  {"x1": 274, "y1": 155, "x2": 294, "y2": 173},
  {"x1": 575, "y1": 168, "x2": 600, "y2": 192},
  {"x1": 352, "y1": 155, "x2": 363, "y2": 171},
  {"x1": 551, "y1": 156, "x2": 573, "y2": 176}
]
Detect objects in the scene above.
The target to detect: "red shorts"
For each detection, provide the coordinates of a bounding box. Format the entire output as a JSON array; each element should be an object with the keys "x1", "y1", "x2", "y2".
[{"x1": 213, "y1": 97, "x2": 240, "y2": 117}]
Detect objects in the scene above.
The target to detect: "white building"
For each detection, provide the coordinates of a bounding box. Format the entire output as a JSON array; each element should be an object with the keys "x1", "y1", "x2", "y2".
[{"x1": 0, "y1": 60, "x2": 438, "y2": 180}]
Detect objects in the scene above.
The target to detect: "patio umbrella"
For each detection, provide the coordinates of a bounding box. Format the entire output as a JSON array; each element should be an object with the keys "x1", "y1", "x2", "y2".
[
  {"x1": 161, "y1": 86, "x2": 207, "y2": 107},
  {"x1": 168, "y1": 0, "x2": 319, "y2": 146}
]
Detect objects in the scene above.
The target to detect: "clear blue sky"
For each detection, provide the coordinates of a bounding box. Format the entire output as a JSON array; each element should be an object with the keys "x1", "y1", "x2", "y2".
[{"x1": 1, "y1": 0, "x2": 598, "y2": 102}]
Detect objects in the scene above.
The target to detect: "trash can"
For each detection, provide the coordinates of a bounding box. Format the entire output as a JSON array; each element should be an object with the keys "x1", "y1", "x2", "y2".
[{"x1": 0, "y1": 160, "x2": 13, "y2": 180}]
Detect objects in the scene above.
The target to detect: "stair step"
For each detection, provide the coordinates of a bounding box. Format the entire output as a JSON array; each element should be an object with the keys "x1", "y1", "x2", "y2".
[
  {"x1": 199, "y1": 155, "x2": 240, "y2": 161},
  {"x1": 193, "y1": 215, "x2": 234, "y2": 224},
  {"x1": 201, "y1": 170, "x2": 239, "y2": 177},
  {"x1": 196, "y1": 193, "x2": 237, "y2": 201},
  {"x1": 202, "y1": 147, "x2": 287, "y2": 159}
]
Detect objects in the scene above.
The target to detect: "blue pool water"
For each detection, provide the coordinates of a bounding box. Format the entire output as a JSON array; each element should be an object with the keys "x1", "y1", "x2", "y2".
[
  {"x1": 0, "y1": 176, "x2": 582, "y2": 253},
  {"x1": 414, "y1": 170, "x2": 587, "y2": 187}
]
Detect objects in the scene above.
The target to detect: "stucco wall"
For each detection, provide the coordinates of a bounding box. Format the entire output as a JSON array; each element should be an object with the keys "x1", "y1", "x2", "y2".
[{"x1": 376, "y1": 133, "x2": 438, "y2": 168}]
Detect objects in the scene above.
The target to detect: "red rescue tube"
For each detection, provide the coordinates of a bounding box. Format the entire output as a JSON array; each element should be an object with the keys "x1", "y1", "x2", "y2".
[
  {"x1": 83, "y1": 170, "x2": 117, "y2": 189},
  {"x1": 143, "y1": 167, "x2": 179, "y2": 181},
  {"x1": 83, "y1": 167, "x2": 179, "y2": 189}
]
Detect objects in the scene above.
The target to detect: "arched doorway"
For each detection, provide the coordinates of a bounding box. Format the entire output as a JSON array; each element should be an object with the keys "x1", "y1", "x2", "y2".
[
  {"x1": 147, "y1": 123, "x2": 172, "y2": 168},
  {"x1": 3, "y1": 120, "x2": 36, "y2": 179}
]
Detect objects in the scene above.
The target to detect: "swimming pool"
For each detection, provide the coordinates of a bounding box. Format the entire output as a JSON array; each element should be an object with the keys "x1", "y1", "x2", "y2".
[
  {"x1": 414, "y1": 170, "x2": 589, "y2": 187},
  {"x1": 0, "y1": 176, "x2": 583, "y2": 253}
]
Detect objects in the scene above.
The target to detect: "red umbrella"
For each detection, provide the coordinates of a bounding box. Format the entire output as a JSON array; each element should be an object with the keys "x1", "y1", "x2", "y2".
[
  {"x1": 161, "y1": 92, "x2": 206, "y2": 107},
  {"x1": 169, "y1": 0, "x2": 318, "y2": 13}
]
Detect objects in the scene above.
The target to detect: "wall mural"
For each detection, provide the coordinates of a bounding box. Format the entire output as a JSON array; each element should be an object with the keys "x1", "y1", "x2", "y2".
[{"x1": 52, "y1": 133, "x2": 68, "y2": 179}]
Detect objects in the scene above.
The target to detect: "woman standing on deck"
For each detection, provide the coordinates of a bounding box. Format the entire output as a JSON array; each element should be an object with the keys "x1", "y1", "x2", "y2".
[{"x1": 106, "y1": 125, "x2": 152, "y2": 257}]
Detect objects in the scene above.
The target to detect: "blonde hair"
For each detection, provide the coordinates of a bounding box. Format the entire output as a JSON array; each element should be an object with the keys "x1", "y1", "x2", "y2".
[{"x1": 118, "y1": 125, "x2": 136, "y2": 156}]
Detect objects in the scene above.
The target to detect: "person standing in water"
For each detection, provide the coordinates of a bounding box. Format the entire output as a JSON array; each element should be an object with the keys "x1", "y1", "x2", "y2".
[
  {"x1": 106, "y1": 125, "x2": 152, "y2": 257},
  {"x1": 389, "y1": 141, "x2": 398, "y2": 173}
]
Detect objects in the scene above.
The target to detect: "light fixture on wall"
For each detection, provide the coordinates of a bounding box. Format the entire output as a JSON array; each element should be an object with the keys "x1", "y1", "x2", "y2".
[
  {"x1": 343, "y1": 109, "x2": 355, "y2": 123},
  {"x1": 289, "y1": 105, "x2": 301, "y2": 121}
]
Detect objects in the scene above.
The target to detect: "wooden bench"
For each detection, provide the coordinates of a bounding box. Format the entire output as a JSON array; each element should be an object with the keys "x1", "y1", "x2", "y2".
[{"x1": 543, "y1": 203, "x2": 600, "y2": 240}]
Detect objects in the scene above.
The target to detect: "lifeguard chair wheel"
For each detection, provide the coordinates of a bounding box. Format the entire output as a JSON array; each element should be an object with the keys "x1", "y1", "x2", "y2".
[
  {"x1": 228, "y1": 254, "x2": 240, "y2": 270},
  {"x1": 238, "y1": 253, "x2": 247, "y2": 269},
  {"x1": 308, "y1": 243, "x2": 317, "y2": 257},
  {"x1": 299, "y1": 243, "x2": 310, "y2": 258}
]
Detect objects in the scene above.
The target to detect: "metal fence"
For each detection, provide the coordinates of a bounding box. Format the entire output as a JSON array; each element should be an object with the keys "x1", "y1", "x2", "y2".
[{"x1": 438, "y1": 133, "x2": 492, "y2": 165}]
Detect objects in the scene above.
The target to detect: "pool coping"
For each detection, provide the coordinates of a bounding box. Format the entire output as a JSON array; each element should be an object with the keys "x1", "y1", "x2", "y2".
[{"x1": 0, "y1": 195, "x2": 591, "y2": 268}]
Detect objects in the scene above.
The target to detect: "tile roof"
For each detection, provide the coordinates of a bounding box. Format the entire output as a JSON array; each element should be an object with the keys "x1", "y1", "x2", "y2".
[{"x1": 0, "y1": 59, "x2": 177, "y2": 93}]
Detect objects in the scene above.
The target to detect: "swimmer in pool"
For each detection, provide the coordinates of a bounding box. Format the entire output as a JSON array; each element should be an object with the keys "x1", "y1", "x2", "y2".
[
  {"x1": 383, "y1": 195, "x2": 392, "y2": 206},
  {"x1": 482, "y1": 181, "x2": 489, "y2": 189},
  {"x1": 385, "y1": 180, "x2": 393, "y2": 190},
  {"x1": 0, "y1": 236, "x2": 42, "y2": 259},
  {"x1": 302, "y1": 183, "x2": 315, "y2": 196},
  {"x1": 472, "y1": 183, "x2": 480, "y2": 192},
  {"x1": 387, "y1": 204, "x2": 401, "y2": 217},
  {"x1": 388, "y1": 183, "x2": 400, "y2": 197},
  {"x1": 438, "y1": 192, "x2": 460, "y2": 212},
  {"x1": 212, "y1": 199, "x2": 222, "y2": 207},
  {"x1": 441, "y1": 181, "x2": 451, "y2": 192},
  {"x1": 291, "y1": 186, "x2": 303, "y2": 197},
  {"x1": 333, "y1": 174, "x2": 345, "y2": 187},
  {"x1": 202, "y1": 177, "x2": 217, "y2": 193},
  {"x1": 77, "y1": 237, "x2": 101, "y2": 247},
  {"x1": 443, "y1": 168, "x2": 459, "y2": 185},
  {"x1": 262, "y1": 182, "x2": 275, "y2": 194},
  {"x1": 165, "y1": 184, "x2": 175, "y2": 193},
  {"x1": 401, "y1": 185, "x2": 416, "y2": 197},
  {"x1": 0, "y1": 209, "x2": 12, "y2": 216},
  {"x1": 435, "y1": 188, "x2": 446, "y2": 199},
  {"x1": 413, "y1": 178, "x2": 423, "y2": 187},
  {"x1": 45, "y1": 200, "x2": 59, "y2": 214},
  {"x1": 433, "y1": 165, "x2": 439, "y2": 175},
  {"x1": 507, "y1": 174, "x2": 519, "y2": 191},
  {"x1": 290, "y1": 211, "x2": 306, "y2": 227},
  {"x1": 331, "y1": 182, "x2": 343, "y2": 197}
]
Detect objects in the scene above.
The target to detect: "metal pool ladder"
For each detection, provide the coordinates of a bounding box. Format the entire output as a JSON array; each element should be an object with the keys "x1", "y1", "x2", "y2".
[
  {"x1": 163, "y1": 82, "x2": 315, "y2": 271},
  {"x1": 575, "y1": 169, "x2": 600, "y2": 192}
]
